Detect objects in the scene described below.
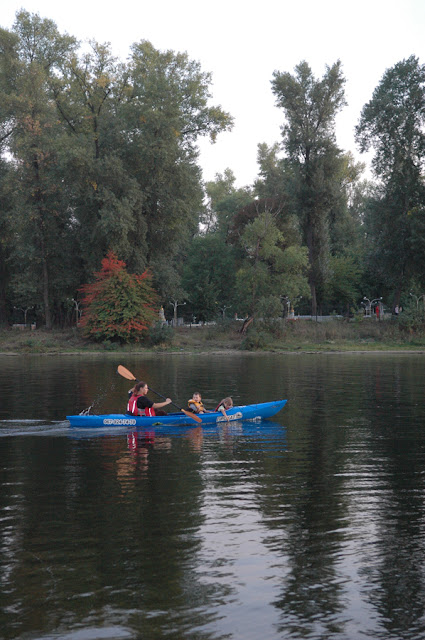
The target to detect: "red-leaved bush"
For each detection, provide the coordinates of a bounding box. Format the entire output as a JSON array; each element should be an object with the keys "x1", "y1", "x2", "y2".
[{"x1": 79, "y1": 251, "x2": 158, "y2": 342}]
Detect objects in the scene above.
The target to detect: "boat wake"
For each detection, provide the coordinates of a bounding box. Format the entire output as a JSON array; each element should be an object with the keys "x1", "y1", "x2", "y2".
[{"x1": 0, "y1": 419, "x2": 70, "y2": 437}]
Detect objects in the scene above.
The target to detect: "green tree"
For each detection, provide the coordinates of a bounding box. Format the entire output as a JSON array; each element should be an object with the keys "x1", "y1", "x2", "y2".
[
  {"x1": 51, "y1": 39, "x2": 148, "y2": 278},
  {"x1": 0, "y1": 12, "x2": 234, "y2": 325},
  {"x1": 355, "y1": 55, "x2": 425, "y2": 309},
  {"x1": 323, "y1": 254, "x2": 362, "y2": 313},
  {"x1": 80, "y1": 251, "x2": 158, "y2": 342},
  {"x1": 235, "y1": 211, "x2": 308, "y2": 317},
  {"x1": 271, "y1": 60, "x2": 347, "y2": 316},
  {"x1": 204, "y1": 169, "x2": 252, "y2": 237},
  {"x1": 0, "y1": 11, "x2": 77, "y2": 328},
  {"x1": 123, "y1": 41, "x2": 233, "y2": 296},
  {"x1": 181, "y1": 234, "x2": 236, "y2": 321},
  {"x1": 0, "y1": 159, "x2": 13, "y2": 324}
]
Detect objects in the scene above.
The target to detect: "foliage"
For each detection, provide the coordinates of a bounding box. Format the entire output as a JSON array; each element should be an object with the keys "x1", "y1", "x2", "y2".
[
  {"x1": 0, "y1": 11, "x2": 78, "y2": 328},
  {"x1": 79, "y1": 251, "x2": 158, "y2": 342},
  {"x1": 235, "y1": 211, "x2": 309, "y2": 316},
  {"x1": 240, "y1": 328, "x2": 270, "y2": 351},
  {"x1": 270, "y1": 60, "x2": 347, "y2": 315},
  {"x1": 181, "y1": 234, "x2": 236, "y2": 321},
  {"x1": 204, "y1": 169, "x2": 252, "y2": 236},
  {"x1": 0, "y1": 11, "x2": 232, "y2": 326},
  {"x1": 323, "y1": 254, "x2": 362, "y2": 311},
  {"x1": 256, "y1": 296, "x2": 286, "y2": 336},
  {"x1": 397, "y1": 299, "x2": 425, "y2": 333},
  {"x1": 355, "y1": 56, "x2": 425, "y2": 308},
  {"x1": 148, "y1": 322, "x2": 174, "y2": 347}
]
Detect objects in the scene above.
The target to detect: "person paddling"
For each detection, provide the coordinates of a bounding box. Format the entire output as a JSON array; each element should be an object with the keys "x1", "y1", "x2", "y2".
[{"x1": 127, "y1": 381, "x2": 171, "y2": 417}]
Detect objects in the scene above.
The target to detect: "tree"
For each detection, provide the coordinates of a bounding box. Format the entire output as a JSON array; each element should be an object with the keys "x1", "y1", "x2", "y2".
[
  {"x1": 182, "y1": 234, "x2": 236, "y2": 321},
  {"x1": 51, "y1": 39, "x2": 149, "y2": 278},
  {"x1": 271, "y1": 60, "x2": 347, "y2": 316},
  {"x1": 204, "y1": 169, "x2": 252, "y2": 237},
  {"x1": 0, "y1": 11, "x2": 77, "y2": 328},
  {"x1": 123, "y1": 41, "x2": 233, "y2": 296},
  {"x1": 79, "y1": 251, "x2": 158, "y2": 342},
  {"x1": 235, "y1": 211, "x2": 308, "y2": 317},
  {"x1": 323, "y1": 254, "x2": 362, "y2": 313},
  {"x1": 0, "y1": 12, "x2": 235, "y2": 325},
  {"x1": 0, "y1": 159, "x2": 14, "y2": 324},
  {"x1": 355, "y1": 55, "x2": 425, "y2": 308}
]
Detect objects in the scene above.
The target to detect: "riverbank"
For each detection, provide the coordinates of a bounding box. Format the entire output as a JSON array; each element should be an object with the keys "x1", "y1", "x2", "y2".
[{"x1": 1, "y1": 319, "x2": 425, "y2": 354}]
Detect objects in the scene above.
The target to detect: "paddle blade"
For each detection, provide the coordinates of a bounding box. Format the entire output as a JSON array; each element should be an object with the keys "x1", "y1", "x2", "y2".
[
  {"x1": 117, "y1": 365, "x2": 136, "y2": 381},
  {"x1": 182, "y1": 409, "x2": 202, "y2": 423}
]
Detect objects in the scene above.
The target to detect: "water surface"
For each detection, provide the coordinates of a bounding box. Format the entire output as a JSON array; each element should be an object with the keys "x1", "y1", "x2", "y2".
[{"x1": 1, "y1": 352, "x2": 425, "y2": 639}]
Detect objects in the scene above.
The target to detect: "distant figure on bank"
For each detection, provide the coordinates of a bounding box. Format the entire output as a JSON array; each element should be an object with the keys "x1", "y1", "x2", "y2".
[
  {"x1": 127, "y1": 381, "x2": 171, "y2": 417},
  {"x1": 188, "y1": 392, "x2": 210, "y2": 414},
  {"x1": 215, "y1": 397, "x2": 233, "y2": 422}
]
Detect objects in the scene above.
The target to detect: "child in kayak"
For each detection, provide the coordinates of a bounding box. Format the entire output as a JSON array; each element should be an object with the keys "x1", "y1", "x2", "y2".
[
  {"x1": 215, "y1": 397, "x2": 233, "y2": 422},
  {"x1": 188, "y1": 392, "x2": 210, "y2": 414}
]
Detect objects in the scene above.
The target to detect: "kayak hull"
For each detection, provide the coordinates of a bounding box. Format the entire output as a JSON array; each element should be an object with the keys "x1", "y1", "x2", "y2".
[{"x1": 67, "y1": 400, "x2": 287, "y2": 428}]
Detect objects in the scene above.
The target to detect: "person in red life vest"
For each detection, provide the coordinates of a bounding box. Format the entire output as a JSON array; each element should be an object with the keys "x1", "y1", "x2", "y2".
[
  {"x1": 215, "y1": 396, "x2": 233, "y2": 422},
  {"x1": 127, "y1": 381, "x2": 171, "y2": 417},
  {"x1": 188, "y1": 391, "x2": 211, "y2": 414}
]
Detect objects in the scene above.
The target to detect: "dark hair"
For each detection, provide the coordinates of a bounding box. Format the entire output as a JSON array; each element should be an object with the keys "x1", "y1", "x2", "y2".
[{"x1": 134, "y1": 381, "x2": 147, "y2": 393}]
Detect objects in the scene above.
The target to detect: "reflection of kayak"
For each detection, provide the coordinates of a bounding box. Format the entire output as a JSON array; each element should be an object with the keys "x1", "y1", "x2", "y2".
[{"x1": 67, "y1": 400, "x2": 287, "y2": 428}]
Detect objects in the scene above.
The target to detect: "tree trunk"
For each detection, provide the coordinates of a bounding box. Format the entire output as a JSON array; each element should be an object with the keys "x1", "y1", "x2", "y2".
[
  {"x1": 33, "y1": 153, "x2": 52, "y2": 329},
  {"x1": 306, "y1": 225, "x2": 317, "y2": 317},
  {"x1": 40, "y1": 234, "x2": 52, "y2": 329},
  {"x1": 0, "y1": 251, "x2": 8, "y2": 325},
  {"x1": 310, "y1": 282, "x2": 317, "y2": 318}
]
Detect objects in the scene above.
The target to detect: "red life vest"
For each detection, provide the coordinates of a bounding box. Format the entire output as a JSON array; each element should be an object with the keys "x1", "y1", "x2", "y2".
[{"x1": 127, "y1": 394, "x2": 156, "y2": 417}]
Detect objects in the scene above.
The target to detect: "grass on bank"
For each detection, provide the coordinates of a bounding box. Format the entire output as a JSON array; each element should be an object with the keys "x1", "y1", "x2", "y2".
[{"x1": 1, "y1": 316, "x2": 425, "y2": 354}]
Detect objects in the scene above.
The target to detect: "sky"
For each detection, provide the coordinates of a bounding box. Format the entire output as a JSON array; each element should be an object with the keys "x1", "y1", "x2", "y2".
[{"x1": 2, "y1": 0, "x2": 425, "y2": 187}]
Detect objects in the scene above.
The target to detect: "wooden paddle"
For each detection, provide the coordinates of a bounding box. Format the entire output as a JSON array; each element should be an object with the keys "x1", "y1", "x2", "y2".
[{"x1": 117, "y1": 365, "x2": 202, "y2": 423}]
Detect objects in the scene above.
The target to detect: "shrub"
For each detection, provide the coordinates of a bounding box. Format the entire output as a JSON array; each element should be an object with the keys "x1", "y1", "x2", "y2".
[
  {"x1": 240, "y1": 329, "x2": 269, "y2": 350},
  {"x1": 80, "y1": 251, "x2": 158, "y2": 343},
  {"x1": 148, "y1": 323, "x2": 174, "y2": 347}
]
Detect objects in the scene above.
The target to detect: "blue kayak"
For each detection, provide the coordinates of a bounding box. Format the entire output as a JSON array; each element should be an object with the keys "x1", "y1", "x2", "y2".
[{"x1": 67, "y1": 399, "x2": 287, "y2": 428}]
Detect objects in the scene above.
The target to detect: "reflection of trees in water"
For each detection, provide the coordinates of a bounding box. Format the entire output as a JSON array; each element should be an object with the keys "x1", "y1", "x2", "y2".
[
  {"x1": 355, "y1": 404, "x2": 425, "y2": 639},
  {"x1": 255, "y1": 381, "x2": 352, "y2": 637},
  {"x1": 1, "y1": 432, "x2": 228, "y2": 640}
]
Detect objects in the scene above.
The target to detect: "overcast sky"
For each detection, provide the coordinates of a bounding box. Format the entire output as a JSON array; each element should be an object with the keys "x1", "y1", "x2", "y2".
[{"x1": 3, "y1": 0, "x2": 425, "y2": 186}]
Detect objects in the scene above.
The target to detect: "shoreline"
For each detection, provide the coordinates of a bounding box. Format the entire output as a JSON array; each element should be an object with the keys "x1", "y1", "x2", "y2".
[
  {"x1": 2, "y1": 323, "x2": 425, "y2": 356},
  {"x1": 1, "y1": 348, "x2": 425, "y2": 356}
]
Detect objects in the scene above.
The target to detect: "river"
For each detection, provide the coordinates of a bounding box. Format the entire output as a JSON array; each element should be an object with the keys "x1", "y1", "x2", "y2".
[{"x1": 1, "y1": 352, "x2": 425, "y2": 640}]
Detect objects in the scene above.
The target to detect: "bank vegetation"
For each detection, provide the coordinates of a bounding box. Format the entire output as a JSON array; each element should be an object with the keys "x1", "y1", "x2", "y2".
[
  {"x1": 1, "y1": 12, "x2": 425, "y2": 341},
  {"x1": 2, "y1": 313, "x2": 425, "y2": 354}
]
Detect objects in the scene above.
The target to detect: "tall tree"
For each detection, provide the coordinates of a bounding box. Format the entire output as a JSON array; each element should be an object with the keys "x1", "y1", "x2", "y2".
[
  {"x1": 51, "y1": 39, "x2": 148, "y2": 278},
  {"x1": 0, "y1": 159, "x2": 13, "y2": 325},
  {"x1": 0, "y1": 11, "x2": 77, "y2": 328},
  {"x1": 271, "y1": 60, "x2": 347, "y2": 315},
  {"x1": 0, "y1": 12, "x2": 234, "y2": 324},
  {"x1": 123, "y1": 41, "x2": 233, "y2": 296},
  {"x1": 355, "y1": 55, "x2": 425, "y2": 307}
]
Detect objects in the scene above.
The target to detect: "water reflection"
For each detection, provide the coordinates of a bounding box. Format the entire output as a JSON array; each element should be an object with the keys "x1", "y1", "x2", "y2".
[{"x1": 2, "y1": 353, "x2": 425, "y2": 639}]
